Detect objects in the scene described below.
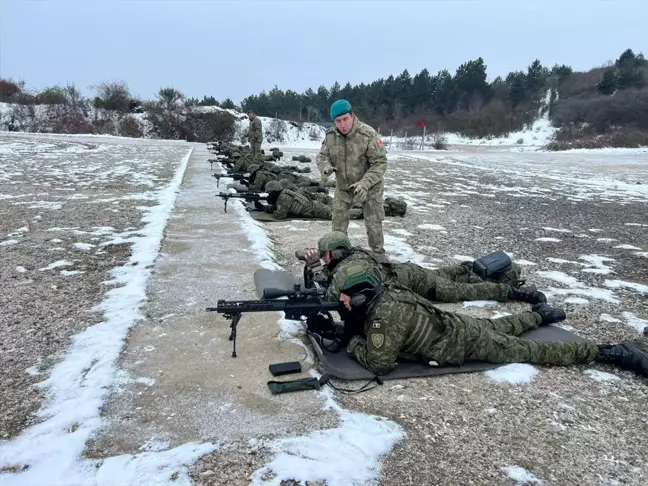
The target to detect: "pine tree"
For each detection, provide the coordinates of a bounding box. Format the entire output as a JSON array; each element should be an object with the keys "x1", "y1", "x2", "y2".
[{"x1": 598, "y1": 70, "x2": 618, "y2": 95}]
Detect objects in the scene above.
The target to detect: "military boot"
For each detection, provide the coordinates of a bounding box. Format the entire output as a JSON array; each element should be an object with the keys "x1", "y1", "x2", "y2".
[
  {"x1": 508, "y1": 285, "x2": 547, "y2": 304},
  {"x1": 596, "y1": 339, "x2": 648, "y2": 377},
  {"x1": 532, "y1": 303, "x2": 566, "y2": 325}
]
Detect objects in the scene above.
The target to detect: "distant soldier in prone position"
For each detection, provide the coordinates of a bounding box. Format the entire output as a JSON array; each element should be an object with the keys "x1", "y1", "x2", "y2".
[{"x1": 260, "y1": 181, "x2": 362, "y2": 220}]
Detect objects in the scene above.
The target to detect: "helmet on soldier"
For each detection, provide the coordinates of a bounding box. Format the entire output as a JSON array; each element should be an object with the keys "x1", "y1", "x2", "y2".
[
  {"x1": 247, "y1": 164, "x2": 260, "y2": 174},
  {"x1": 265, "y1": 180, "x2": 283, "y2": 193},
  {"x1": 329, "y1": 260, "x2": 381, "y2": 303},
  {"x1": 318, "y1": 231, "x2": 351, "y2": 254},
  {"x1": 317, "y1": 231, "x2": 352, "y2": 264}
]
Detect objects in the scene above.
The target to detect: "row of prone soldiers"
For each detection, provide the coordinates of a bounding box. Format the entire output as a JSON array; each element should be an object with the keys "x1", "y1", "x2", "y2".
[{"x1": 206, "y1": 141, "x2": 407, "y2": 221}]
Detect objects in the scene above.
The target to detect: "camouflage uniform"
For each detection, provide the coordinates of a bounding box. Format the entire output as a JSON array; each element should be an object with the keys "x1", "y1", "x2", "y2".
[
  {"x1": 326, "y1": 249, "x2": 524, "y2": 304},
  {"x1": 316, "y1": 116, "x2": 388, "y2": 256},
  {"x1": 248, "y1": 116, "x2": 263, "y2": 156},
  {"x1": 347, "y1": 285, "x2": 600, "y2": 375},
  {"x1": 249, "y1": 168, "x2": 277, "y2": 192},
  {"x1": 269, "y1": 189, "x2": 362, "y2": 220},
  {"x1": 271, "y1": 189, "x2": 332, "y2": 220},
  {"x1": 232, "y1": 154, "x2": 263, "y2": 173},
  {"x1": 279, "y1": 179, "x2": 332, "y2": 204}
]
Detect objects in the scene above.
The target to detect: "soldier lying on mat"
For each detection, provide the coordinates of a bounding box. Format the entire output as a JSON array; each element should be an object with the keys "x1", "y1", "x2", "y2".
[
  {"x1": 306, "y1": 232, "x2": 648, "y2": 377},
  {"x1": 258, "y1": 181, "x2": 407, "y2": 221}
]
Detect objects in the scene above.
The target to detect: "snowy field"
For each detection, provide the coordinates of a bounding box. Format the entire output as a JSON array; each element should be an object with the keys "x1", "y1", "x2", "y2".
[
  {"x1": 255, "y1": 145, "x2": 648, "y2": 486},
  {"x1": 1, "y1": 132, "x2": 647, "y2": 486}
]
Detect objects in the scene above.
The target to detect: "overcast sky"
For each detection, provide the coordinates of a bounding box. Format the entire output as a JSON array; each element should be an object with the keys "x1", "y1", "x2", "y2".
[{"x1": 1, "y1": 0, "x2": 647, "y2": 103}]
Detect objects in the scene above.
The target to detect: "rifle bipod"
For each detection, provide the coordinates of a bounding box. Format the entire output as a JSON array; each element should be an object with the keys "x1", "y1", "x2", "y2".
[{"x1": 228, "y1": 313, "x2": 241, "y2": 357}]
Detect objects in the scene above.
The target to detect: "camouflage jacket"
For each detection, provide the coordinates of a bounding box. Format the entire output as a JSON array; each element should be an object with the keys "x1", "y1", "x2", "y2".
[
  {"x1": 316, "y1": 117, "x2": 388, "y2": 194},
  {"x1": 249, "y1": 116, "x2": 263, "y2": 143},
  {"x1": 249, "y1": 169, "x2": 276, "y2": 192},
  {"x1": 348, "y1": 285, "x2": 467, "y2": 375},
  {"x1": 272, "y1": 189, "x2": 331, "y2": 220}
]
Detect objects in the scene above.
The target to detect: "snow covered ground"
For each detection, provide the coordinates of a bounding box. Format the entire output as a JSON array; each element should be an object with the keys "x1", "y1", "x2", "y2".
[
  {"x1": 262, "y1": 145, "x2": 648, "y2": 485},
  {"x1": 1, "y1": 132, "x2": 647, "y2": 486}
]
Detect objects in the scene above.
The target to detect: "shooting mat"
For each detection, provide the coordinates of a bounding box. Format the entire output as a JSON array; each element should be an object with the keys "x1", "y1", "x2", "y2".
[
  {"x1": 253, "y1": 269, "x2": 586, "y2": 381},
  {"x1": 308, "y1": 326, "x2": 585, "y2": 381},
  {"x1": 248, "y1": 210, "x2": 317, "y2": 223}
]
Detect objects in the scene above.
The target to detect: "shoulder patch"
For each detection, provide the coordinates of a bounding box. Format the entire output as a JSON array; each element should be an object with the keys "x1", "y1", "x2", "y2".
[{"x1": 371, "y1": 333, "x2": 385, "y2": 349}]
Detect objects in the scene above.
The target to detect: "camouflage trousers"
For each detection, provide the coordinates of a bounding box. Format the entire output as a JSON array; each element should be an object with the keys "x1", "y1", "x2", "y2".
[
  {"x1": 434, "y1": 310, "x2": 599, "y2": 366},
  {"x1": 274, "y1": 190, "x2": 332, "y2": 219},
  {"x1": 388, "y1": 262, "x2": 512, "y2": 303},
  {"x1": 332, "y1": 185, "x2": 385, "y2": 255},
  {"x1": 250, "y1": 141, "x2": 262, "y2": 157},
  {"x1": 463, "y1": 311, "x2": 598, "y2": 366}
]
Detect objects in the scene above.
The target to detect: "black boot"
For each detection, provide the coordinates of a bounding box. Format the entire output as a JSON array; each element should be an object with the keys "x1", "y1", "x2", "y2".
[
  {"x1": 596, "y1": 340, "x2": 648, "y2": 377},
  {"x1": 532, "y1": 303, "x2": 566, "y2": 325},
  {"x1": 508, "y1": 284, "x2": 547, "y2": 304}
]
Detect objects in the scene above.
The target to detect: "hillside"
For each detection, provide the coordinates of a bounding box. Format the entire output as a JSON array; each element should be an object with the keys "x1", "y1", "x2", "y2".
[{"x1": 238, "y1": 48, "x2": 648, "y2": 150}]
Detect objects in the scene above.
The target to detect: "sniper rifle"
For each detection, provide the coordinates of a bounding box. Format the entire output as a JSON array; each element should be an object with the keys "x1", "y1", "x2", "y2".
[
  {"x1": 206, "y1": 285, "x2": 365, "y2": 357},
  {"x1": 212, "y1": 172, "x2": 249, "y2": 188},
  {"x1": 217, "y1": 192, "x2": 266, "y2": 212}
]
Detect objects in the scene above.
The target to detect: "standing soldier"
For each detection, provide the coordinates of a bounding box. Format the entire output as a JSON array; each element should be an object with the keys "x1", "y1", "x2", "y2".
[
  {"x1": 316, "y1": 100, "x2": 388, "y2": 260},
  {"x1": 247, "y1": 112, "x2": 263, "y2": 156}
]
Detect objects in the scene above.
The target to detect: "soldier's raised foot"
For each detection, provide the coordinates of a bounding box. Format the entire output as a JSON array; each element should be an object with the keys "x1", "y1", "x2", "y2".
[
  {"x1": 532, "y1": 303, "x2": 566, "y2": 325},
  {"x1": 508, "y1": 284, "x2": 548, "y2": 304}
]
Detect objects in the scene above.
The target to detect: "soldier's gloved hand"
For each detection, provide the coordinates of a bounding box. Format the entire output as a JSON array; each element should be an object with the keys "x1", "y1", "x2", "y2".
[
  {"x1": 349, "y1": 181, "x2": 369, "y2": 203},
  {"x1": 346, "y1": 335, "x2": 366, "y2": 354},
  {"x1": 264, "y1": 205, "x2": 274, "y2": 214},
  {"x1": 305, "y1": 248, "x2": 319, "y2": 264}
]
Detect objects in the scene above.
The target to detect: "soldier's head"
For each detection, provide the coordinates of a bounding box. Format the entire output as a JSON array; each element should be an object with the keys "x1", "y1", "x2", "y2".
[
  {"x1": 247, "y1": 111, "x2": 256, "y2": 120},
  {"x1": 247, "y1": 164, "x2": 261, "y2": 174},
  {"x1": 330, "y1": 99, "x2": 355, "y2": 135},
  {"x1": 317, "y1": 231, "x2": 352, "y2": 267},
  {"x1": 264, "y1": 180, "x2": 283, "y2": 194}
]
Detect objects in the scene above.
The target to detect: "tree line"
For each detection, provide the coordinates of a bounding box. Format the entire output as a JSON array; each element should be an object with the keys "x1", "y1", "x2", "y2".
[{"x1": 234, "y1": 48, "x2": 647, "y2": 137}]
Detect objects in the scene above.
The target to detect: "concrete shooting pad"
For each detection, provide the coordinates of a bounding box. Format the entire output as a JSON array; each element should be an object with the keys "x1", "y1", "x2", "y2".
[{"x1": 253, "y1": 269, "x2": 586, "y2": 381}]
